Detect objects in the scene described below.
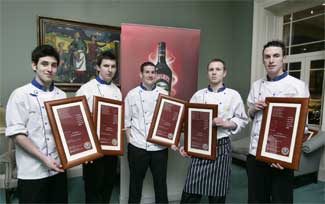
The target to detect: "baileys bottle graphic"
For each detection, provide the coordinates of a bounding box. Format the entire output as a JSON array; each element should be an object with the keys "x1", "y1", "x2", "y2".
[{"x1": 156, "y1": 42, "x2": 172, "y2": 94}]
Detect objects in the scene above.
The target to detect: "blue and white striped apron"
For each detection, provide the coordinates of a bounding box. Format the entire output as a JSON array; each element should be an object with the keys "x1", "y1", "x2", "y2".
[{"x1": 183, "y1": 137, "x2": 231, "y2": 196}]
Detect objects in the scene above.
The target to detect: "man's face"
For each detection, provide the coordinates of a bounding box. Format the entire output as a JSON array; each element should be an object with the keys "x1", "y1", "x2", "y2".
[
  {"x1": 263, "y1": 46, "x2": 285, "y2": 78},
  {"x1": 208, "y1": 61, "x2": 226, "y2": 86},
  {"x1": 97, "y1": 59, "x2": 117, "y2": 82},
  {"x1": 32, "y1": 56, "x2": 58, "y2": 86},
  {"x1": 140, "y1": 65, "x2": 157, "y2": 87}
]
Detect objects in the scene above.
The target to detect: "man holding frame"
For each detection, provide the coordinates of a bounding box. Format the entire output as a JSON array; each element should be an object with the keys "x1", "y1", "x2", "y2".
[
  {"x1": 5, "y1": 45, "x2": 68, "y2": 203},
  {"x1": 125, "y1": 61, "x2": 176, "y2": 203},
  {"x1": 179, "y1": 58, "x2": 248, "y2": 203},
  {"x1": 76, "y1": 50, "x2": 122, "y2": 203},
  {"x1": 246, "y1": 40, "x2": 310, "y2": 203}
]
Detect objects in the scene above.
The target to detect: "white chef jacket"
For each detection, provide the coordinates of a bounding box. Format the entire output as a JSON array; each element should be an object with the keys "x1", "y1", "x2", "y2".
[
  {"x1": 125, "y1": 84, "x2": 168, "y2": 151},
  {"x1": 190, "y1": 85, "x2": 248, "y2": 139},
  {"x1": 75, "y1": 77, "x2": 122, "y2": 111},
  {"x1": 247, "y1": 72, "x2": 310, "y2": 156},
  {"x1": 5, "y1": 79, "x2": 66, "y2": 179}
]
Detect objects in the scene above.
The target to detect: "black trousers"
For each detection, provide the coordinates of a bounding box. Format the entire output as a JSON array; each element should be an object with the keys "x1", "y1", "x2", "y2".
[
  {"x1": 180, "y1": 191, "x2": 226, "y2": 204},
  {"x1": 127, "y1": 144, "x2": 168, "y2": 204},
  {"x1": 18, "y1": 172, "x2": 68, "y2": 203},
  {"x1": 83, "y1": 155, "x2": 118, "y2": 203},
  {"x1": 246, "y1": 154, "x2": 293, "y2": 203}
]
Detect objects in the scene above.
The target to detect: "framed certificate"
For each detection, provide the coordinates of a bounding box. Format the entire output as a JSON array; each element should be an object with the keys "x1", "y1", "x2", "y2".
[
  {"x1": 45, "y1": 96, "x2": 103, "y2": 169},
  {"x1": 256, "y1": 97, "x2": 309, "y2": 170},
  {"x1": 93, "y1": 96, "x2": 124, "y2": 155},
  {"x1": 184, "y1": 103, "x2": 217, "y2": 160},
  {"x1": 147, "y1": 94, "x2": 186, "y2": 147}
]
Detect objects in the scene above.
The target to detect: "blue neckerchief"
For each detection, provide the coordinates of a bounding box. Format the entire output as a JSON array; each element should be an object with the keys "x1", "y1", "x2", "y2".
[
  {"x1": 208, "y1": 84, "x2": 226, "y2": 93},
  {"x1": 31, "y1": 79, "x2": 54, "y2": 92},
  {"x1": 267, "y1": 71, "x2": 288, "y2": 81},
  {"x1": 96, "y1": 76, "x2": 112, "y2": 85},
  {"x1": 140, "y1": 83, "x2": 156, "y2": 91}
]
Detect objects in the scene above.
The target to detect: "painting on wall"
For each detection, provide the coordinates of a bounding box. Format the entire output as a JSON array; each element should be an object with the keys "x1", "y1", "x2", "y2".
[{"x1": 38, "y1": 16, "x2": 120, "y2": 91}]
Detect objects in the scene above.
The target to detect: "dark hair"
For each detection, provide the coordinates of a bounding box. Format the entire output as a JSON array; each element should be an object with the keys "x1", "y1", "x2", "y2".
[
  {"x1": 31, "y1": 44, "x2": 60, "y2": 65},
  {"x1": 263, "y1": 40, "x2": 286, "y2": 56},
  {"x1": 207, "y1": 58, "x2": 226, "y2": 71},
  {"x1": 140, "y1": 61, "x2": 156, "y2": 73},
  {"x1": 96, "y1": 50, "x2": 116, "y2": 67},
  {"x1": 96, "y1": 50, "x2": 118, "y2": 80}
]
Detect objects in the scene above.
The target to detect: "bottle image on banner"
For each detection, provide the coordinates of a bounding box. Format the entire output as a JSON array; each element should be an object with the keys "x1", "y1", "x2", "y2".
[{"x1": 155, "y1": 42, "x2": 172, "y2": 94}]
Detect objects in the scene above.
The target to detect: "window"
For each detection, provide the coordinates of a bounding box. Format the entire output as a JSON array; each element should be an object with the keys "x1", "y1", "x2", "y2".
[
  {"x1": 283, "y1": 5, "x2": 325, "y2": 55},
  {"x1": 283, "y1": 5, "x2": 325, "y2": 128}
]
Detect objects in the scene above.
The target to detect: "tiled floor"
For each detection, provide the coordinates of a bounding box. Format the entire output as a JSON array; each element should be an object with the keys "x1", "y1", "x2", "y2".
[{"x1": 2, "y1": 163, "x2": 325, "y2": 203}]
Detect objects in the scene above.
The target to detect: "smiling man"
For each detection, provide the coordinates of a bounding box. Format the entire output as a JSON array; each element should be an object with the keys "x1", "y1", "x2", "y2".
[
  {"x1": 124, "y1": 61, "x2": 169, "y2": 203},
  {"x1": 76, "y1": 50, "x2": 122, "y2": 203},
  {"x1": 6, "y1": 45, "x2": 68, "y2": 203},
  {"x1": 246, "y1": 40, "x2": 310, "y2": 203}
]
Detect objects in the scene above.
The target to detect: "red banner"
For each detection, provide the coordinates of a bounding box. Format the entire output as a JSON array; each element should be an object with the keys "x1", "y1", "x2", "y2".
[{"x1": 121, "y1": 23, "x2": 200, "y2": 100}]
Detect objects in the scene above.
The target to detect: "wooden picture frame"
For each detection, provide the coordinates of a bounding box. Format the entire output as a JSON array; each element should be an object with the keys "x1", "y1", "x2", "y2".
[
  {"x1": 147, "y1": 94, "x2": 186, "y2": 147},
  {"x1": 45, "y1": 96, "x2": 103, "y2": 169},
  {"x1": 38, "y1": 16, "x2": 120, "y2": 91},
  {"x1": 256, "y1": 97, "x2": 309, "y2": 170},
  {"x1": 184, "y1": 103, "x2": 217, "y2": 160},
  {"x1": 93, "y1": 96, "x2": 124, "y2": 155}
]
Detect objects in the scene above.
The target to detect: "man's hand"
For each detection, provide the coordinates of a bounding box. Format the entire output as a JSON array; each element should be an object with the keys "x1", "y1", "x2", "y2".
[
  {"x1": 179, "y1": 146, "x2": 190, "y2": 158},
  {"x1": 254, "y1": 100, "x2": 267, "y2": 111},
  {"x1": 171, "y1": 144, "x2": 178, "y2": 151},
  {"x1": 13, "y1": 135, "x2": 64, "y2": 173},
  {"x1": 213, "y1": 117, "x2": 237, "y2": 130},
  {"x1": 270, "y1": 163, "x2": 284, "y2": 170},
  {"x1": 44, "y1": 156, "x2": 64, "y2": 172},
  {"x1": 84, "y1": 160, "x2": 94, "y2": 165},
  {"x1": 248, "y1": 100, "x2": 267, "y2": 118}
]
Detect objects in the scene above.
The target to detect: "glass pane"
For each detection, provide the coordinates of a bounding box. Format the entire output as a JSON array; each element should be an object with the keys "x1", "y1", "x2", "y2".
[
  {"x1": 288, "y1": 71, "x2": 300, "y2": 79},
  {"x1": 310, "y1": 59, "x2": 325, "y2": 70},
  {"x1": 309, "y1": 70, "x2": 324, "y2": 98},
  {"x1": 290, "y1": 41, "x2": 325, "y2": 54},
  {"x1": 309, "y1": 99, "x2": 321, "y2": 125},
  {"x1": 288, "y1": 62, "x2": 301, "y2": 71},
  {"x1": 284, "y1": 14, "x2": 291, "y2": 24},
  {"x1": 291, "y1": 15, "x2": 324, "y2": 45},
  {"x1": 308, "y1": 69, "x2": 324, "y2": 125},
  {"x1": 283, "y1": 24, "x2": 290, "y2": 47},
  {"x1": 293, "y1": 5, "x2": 325, "y2": 21}
]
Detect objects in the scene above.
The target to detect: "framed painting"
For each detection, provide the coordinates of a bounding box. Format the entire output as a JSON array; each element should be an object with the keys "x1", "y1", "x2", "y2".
[
  {"x1": 38, "y1": 16, "x2": 120, "y2": 91},
  {"x1": 45, "y1": 96, "x2": 103, "y2": 169},
  {"x1": 256, "y1": 97, "x2": 309, "y2": 170},
  {"x1": 147, "y1": 94, "x2": 186, "y2": 148}
]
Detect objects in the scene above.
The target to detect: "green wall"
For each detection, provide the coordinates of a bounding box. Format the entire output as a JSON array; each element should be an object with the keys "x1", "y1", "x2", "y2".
[{"x1": 0, "y1": 0, "x2": 253, "y2": 105}]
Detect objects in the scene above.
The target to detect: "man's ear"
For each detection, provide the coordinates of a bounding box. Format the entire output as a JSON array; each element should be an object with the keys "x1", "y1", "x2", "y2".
[
  {"x1": 283, "y1": 55, "x2": 287, "y2": 64},
  {"x1": 96, "y1": 65, "x2": 100, "y2": 72},
  {"x1": 31, "y1": 63, "x2": 37, "y2": 72},
  {"x1": 223, "y1": 70, "x2": 227, "y2": 78}
]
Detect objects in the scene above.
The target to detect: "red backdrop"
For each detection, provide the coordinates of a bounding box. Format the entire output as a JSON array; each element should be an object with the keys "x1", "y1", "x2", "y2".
[{"x1": 120, "y1": 23, "x2": 200, "y2": 101}]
